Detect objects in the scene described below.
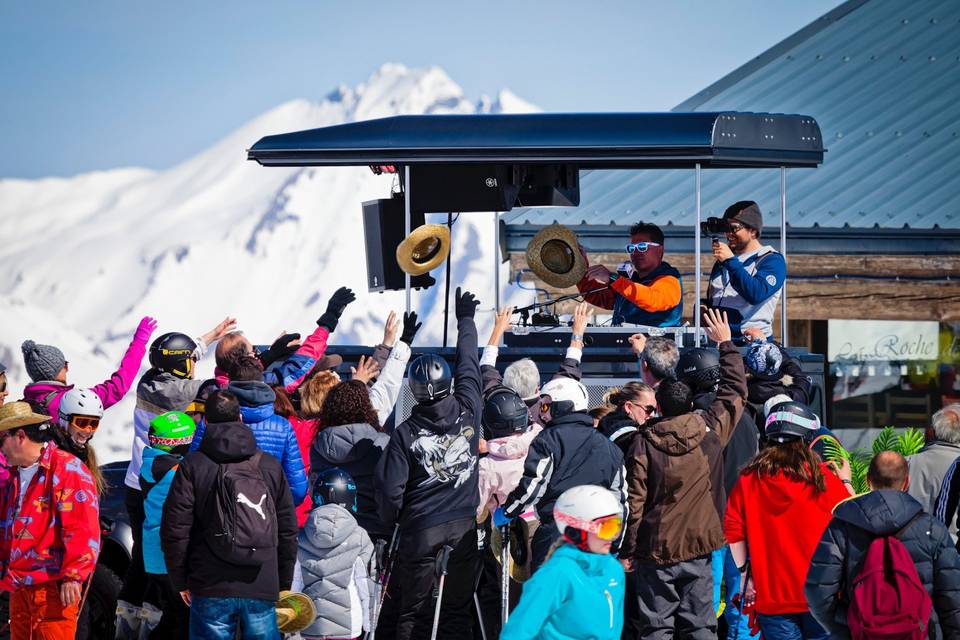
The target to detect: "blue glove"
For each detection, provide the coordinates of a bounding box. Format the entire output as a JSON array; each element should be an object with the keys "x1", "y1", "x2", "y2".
[{"x1": 493, "y1": 507, "x2": 513, "y2": 528}]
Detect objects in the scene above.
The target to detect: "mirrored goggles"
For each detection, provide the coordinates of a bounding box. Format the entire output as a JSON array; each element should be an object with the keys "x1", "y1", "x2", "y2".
[
  {"x1": 626, "y1": 241, "x2": 661, "y2": 254},
  {"x1": 69, "y1": 415, "x2": 101, "y2": 431},
  {"x1": 556, "y1": 512, "x2": 624, "y2": 540}
]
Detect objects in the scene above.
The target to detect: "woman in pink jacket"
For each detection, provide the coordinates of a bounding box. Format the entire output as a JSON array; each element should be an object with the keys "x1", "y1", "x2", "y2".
[{"x1": 21, "y1": 316, "x2": 158, "y2": 418}]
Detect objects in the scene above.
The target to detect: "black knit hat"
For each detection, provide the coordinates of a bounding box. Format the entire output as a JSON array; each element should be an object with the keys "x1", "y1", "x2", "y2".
[{"x1": 723, "y1": 201, "x2": 763, "y2": 237}]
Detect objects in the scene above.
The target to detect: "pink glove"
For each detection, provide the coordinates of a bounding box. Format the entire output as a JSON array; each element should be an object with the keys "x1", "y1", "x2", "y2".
[{"x1": 134, "y1": 316, "x2": 159, "y2": 344}]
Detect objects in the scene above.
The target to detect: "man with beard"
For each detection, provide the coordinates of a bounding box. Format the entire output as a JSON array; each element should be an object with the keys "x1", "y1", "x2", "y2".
[
  {"x1": 577, "y1": 222, "x2": 683, "y2": 327},
  {"x1": 707, "y1": 201, "x2": 786, "y2": 343}
]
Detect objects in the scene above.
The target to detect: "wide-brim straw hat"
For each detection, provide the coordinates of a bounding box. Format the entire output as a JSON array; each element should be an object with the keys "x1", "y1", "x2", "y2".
[
  {"x1": 275, "y1": 590, "x2": 317, "y2": 634},
  {"x1": 491, "y1": 517, "x2": 535, "y2": 583},
  {"x1": 396, "y1": 224, "x2": 451, "y2": 276},
  {"x1": 525, "y1": 224, "x2": 586, "y2": 289},
  {"x1": 0, "y1": 401, "x2": 52, "y2": 432}
]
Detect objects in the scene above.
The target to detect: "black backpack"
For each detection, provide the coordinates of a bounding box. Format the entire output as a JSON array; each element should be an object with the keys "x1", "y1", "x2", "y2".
[{"x1": 203, "y1": 451, "x2": 278, "y2": 566}]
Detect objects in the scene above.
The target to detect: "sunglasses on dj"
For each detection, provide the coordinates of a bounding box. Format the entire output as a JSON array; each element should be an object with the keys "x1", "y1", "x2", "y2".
[{"x1": 625, "y1": 241, "x2": 661, "y2": 254}]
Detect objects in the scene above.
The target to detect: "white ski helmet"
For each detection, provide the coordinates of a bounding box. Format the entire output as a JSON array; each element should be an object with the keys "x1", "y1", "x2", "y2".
[
  {"x1": 540, "y1": 377, "x2": 589, "y2": 412},
  {"x1": 58, "y1": 388, "x2": 104, "y2": 427},
  {"x1": 553, "y1": 485, "x2": 623, "y2": 546}
]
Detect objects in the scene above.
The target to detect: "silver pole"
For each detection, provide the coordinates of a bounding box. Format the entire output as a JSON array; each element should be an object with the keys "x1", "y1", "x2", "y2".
[
  {"x1": 404, "y1": 165, "x2": 412, "y2": 314},
  {"x1": 493, "y1": 211, "x2": 501, "y2": 310},
  {"x1": 694, "y1": 163, "x2": 702, "y2": 344},
  {"x1": 780, "y1": 167, "x2": 788, "y2": 347}
]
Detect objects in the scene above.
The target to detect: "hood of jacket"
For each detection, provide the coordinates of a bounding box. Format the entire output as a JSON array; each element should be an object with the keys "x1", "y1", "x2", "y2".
[
  {"x1": 551, "y1": 542, "x2": 615, "y2": 576},
  {"x1": 228, "y1": 380, "x2": 276, "y2": 423},
  {"x1": 545, "y1": 411, "x2": 594, "y2": 431},
  {"x1": 749, "y1": 468, "x2": 828, "y2": 515},
  {"x1": 408, "y1": 394, "x2": 462, "y2": 435},
  {"x1": 597, "y1": 411, "x2": 638, "y2": 443},
  {"x1": 833, "y1": 488, "x2": 921, "y2": 536},
  {"x1": 198, "y1": 421, "x2": 257, "y2": 463},
  {"x1": 486, "y1": 425, "x2": 542, "y2": 461},
  {"x1": 314, "y1": 423, "x2": 388, "y2": 464},
  {"x1": 22, "y1": 381, "x2": 70, "y2": 408},
  {"x1": 642, "y1": 413, "x2": 706, "y2": 455},
  {"x1": 299, "y1": 504, "x2": 358, "y2": 551}
]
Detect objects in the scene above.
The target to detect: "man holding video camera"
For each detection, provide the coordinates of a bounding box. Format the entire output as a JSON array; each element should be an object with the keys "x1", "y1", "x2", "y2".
[{"x1": 706, "y1": 201, "x2": 786, "y2": 342}]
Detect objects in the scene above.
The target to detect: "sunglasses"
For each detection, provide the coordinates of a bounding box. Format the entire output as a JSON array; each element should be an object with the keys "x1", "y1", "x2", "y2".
[
  {"x1": 69, "y1": 416, "x2": 101, "y2": 431},
  {"x1": 626, "y1": 242, "x2": 661, "y2": 254},
  {"x1": 627, "y1": 401, "x2": 657, "y2": 415},
  {"x1": 0, "y1": 380, "x2": 6, "y2": 394},
  {"x1": 726, "y1": 223, "x2": 746, "y2": 233}
]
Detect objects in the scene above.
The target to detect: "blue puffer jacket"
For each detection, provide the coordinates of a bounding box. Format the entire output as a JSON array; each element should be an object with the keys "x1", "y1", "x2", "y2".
[
  {"x1": 500, "y1": 543, "x2": 625, "y2": 640},
  {"x1": 140, "y1": 446, "x2": 182, "y2": 575},
  {"x1": 191, "y1": 380, "x2": 308, "y2": 505}
]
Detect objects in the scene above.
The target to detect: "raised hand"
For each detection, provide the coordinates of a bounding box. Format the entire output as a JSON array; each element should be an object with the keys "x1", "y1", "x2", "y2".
[
  {"x1": 487, "y1": 306, "x2": 514, "y2": 346},
  {"x1": 318, "y1": 287, "x2": 357, "y2": 331},
  {"x1": 703, "y1": 308, "x2": 733, "y2": 344},
  {"x1": 628, "y1": 332, "x2": 647, "y2": 356},
  {"x1": 259, "y1": 332, "x2": 302, "y2": 367},
  {"x1": 455, "y1": 287, "x2": 480, "y2": 320},
  {"x1": 134, "y1": 316, "x2": 159, "y2": 343},
  {"x1": 201, "y1": 316, "x2": 238, "y2": 345},
  {"x1": 400, "y1": 311, "x2": 422, "y2": 346},
  {"x1": 350, "y1": 354, "x2": 381, "y2": 384},
  {"x1": 585, "y1": 264, "x2": 611, "y2": 284},
  {"x1": 382, "y1": 311, "x2": 400, "y2": 347}
]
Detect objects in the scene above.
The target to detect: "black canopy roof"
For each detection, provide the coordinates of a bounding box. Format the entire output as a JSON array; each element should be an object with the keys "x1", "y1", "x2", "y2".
[{"x1": 247, "y1": 112, "x2": 824, "y2": 169}]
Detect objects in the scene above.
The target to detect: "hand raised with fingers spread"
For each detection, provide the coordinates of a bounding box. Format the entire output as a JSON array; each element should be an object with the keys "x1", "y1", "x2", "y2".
[
  {"x1": 400, "y1": 311, "x2": 422, "y2": 346},
  {"x1": 455, "y1": 287, "x2": 480, "y2": 320},
  {"x1": 201, "y1": 316, "x2": 238, "y2": 345},
  {"x1": 350, "y1": 354, "x2": 381, "y2": 384},
  {"x1": 382, "y1": 311, "x2": 400, "y2": 347},
  {"x1": 702, "y1": 308, "x2": 733, "y2": 344}
]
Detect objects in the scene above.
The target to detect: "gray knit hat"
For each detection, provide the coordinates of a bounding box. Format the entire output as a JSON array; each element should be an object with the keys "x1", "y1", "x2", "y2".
[{"x1": 21, "y1": 340, "x2": 66, "y2": 382}]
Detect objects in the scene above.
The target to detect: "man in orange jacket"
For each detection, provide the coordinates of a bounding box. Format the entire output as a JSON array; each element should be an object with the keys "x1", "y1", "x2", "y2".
[{"x1": 578, "y1": 222, "x2": 683, "y2": 327}]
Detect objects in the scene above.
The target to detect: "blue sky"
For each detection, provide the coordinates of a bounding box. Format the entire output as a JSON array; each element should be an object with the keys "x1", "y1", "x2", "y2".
[{"x1": 1, "y1": 1, "x2": 839, "y2": 178}]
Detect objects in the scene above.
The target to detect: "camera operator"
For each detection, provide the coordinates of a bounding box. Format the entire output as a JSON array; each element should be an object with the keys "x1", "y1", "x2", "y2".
[{"x1": 706, "y1": 201, "x2": 786, "y2": 342}]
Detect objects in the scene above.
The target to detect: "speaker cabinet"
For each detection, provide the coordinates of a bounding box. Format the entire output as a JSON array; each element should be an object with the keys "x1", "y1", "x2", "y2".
[{"x1": 362, "y1": 196, "x2": 436, "y2": 292}]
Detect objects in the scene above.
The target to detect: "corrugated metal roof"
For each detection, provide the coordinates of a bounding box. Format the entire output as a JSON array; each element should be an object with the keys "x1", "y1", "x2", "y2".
[{"x1": 504, "y1": 0, "x2": 960, "y2": 230}]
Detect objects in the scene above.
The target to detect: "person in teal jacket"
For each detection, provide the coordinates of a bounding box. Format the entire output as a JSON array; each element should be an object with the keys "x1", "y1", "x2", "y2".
[
  {"x1": 138, "y1": 411, "x2": 196, "y2": 639},
  {"x1": 500, "y1": 485, "x2": 626, "y2": 640}
]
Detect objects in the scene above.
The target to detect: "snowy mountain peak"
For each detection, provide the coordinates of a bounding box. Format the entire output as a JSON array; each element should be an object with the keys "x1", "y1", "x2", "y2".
[{"x1": 0, "y1": 64, "x2": 541, "y2": 462}]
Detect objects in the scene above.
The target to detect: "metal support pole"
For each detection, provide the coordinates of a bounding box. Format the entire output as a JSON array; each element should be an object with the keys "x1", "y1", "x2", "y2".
[
  {"x1": 493, "y1": 211, "x2": 501, "y2": 311},
  {"x1": 780, "y1": 167, "x2": 788, "y2": 347},
  {"x1": 694, "y1": 163, "x2": 702, "y2": 344},
  {"x1": 404, "y1": 165, "x2": 412, "y2": 314}
]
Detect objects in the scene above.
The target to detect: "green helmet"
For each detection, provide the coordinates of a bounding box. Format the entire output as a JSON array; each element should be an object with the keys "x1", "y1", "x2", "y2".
[{"x1": 148, "y1": 411, "x2": 196, "y2": 452}]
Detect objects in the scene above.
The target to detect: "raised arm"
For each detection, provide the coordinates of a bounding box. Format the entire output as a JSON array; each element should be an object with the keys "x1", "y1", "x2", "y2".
[
  {"x1": 90, "y1": 316, "x2": 157, "y2": 409},
  {"x1": 701, "y1": 309, "x2": 747, "y2": 445},
  {"x1": 452, "y1": 288, "x2": 482, "y2": 419},
  {"x1": 553, "y1": 302, "x2": 587, "y2": 381},
  {"x1": 481, "y1": 306, "x2": 513, "y2": 397}
]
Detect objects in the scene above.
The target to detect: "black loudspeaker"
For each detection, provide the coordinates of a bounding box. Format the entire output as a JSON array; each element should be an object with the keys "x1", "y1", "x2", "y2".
[
  {"x1": 362, "y1": 196, "x2": 436, "y2": 293},
  {"x1": 409, "y1": 164, "x2": 520, "y2": 213}
]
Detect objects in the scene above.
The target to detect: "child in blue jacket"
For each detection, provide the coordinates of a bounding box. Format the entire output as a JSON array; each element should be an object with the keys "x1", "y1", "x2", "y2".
[
  {"x1": 138, "y1": 411, "x2": 196, "y2": 639},
  {"x1": 500, "y1": 485, "x2": 626, "y2": 640}
]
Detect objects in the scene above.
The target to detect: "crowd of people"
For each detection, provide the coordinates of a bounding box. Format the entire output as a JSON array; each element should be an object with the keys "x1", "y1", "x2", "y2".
[{"x1": 0, "y1": 269, "x2": 959, "y2": 640}]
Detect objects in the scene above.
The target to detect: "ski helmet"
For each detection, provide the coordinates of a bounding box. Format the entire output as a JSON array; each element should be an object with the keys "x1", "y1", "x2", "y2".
[
  {"x1": 675, "y1": 348, "x2": 721, "y2": 391},
  {"x1": 58, "y1": 388, "x2": 104, "y2": 429},
  {"x1": 764, "y1": 401, "x2": 820, "y2": 443},
  {"x1": 745, "y1": 342, "x2": 783, "y2": 380},
  {"x1": 407, "y1": 354, "x2": 452, "y2": 402},
  {"x1": 483, "y1": 387, "x2": 529, "y2": 439},
  {"x1": 148, "y1": 411, "x2": 197, "y2": 452},
  {"x1": 540, "y1": 377, "x2": 589, "y2": 420},
  {"x1": 149, "y1": 332, "x2": 197, "y2": 379},
  {"x1": 553, "y1": 485, "x2": 623, "y2": 551},
  {"x1": 312, "y1": 468, "x2": 357, "y2": 512}
]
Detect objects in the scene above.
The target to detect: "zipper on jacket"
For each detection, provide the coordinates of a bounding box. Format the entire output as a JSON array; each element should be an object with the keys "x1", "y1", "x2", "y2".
[{"x1": 605, "y1": 590, "x2": 613, "y2": 628}]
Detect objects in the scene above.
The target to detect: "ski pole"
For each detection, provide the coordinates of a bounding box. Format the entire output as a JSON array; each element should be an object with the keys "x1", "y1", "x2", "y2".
[
  {"x1": 473, "y1": 593, "x2": 489, "y2": 640},
  {"x1": 430, "y1": 545, "x2": 454, "y2": 640},
  {"x1": 368, "y1": 524, "x2": 400, "y2": 639},
  {"x1": 500, "y1": 524, "x2": 511, "y2": 626}
]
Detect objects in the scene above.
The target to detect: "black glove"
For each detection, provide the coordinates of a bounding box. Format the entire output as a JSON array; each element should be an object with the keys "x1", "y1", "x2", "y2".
[
  {"x1": 400, "y1": 311, "x2": 422, "y2": 346},
  {"x1": 317, "y1": 287, "x2": 356, "y2": 331},
  {"x1": 258, "y1": 333, "x2": 301, "y2": 368},
  {"x1": 455, "y1": 287, "x2": 479, "y2": 321}
]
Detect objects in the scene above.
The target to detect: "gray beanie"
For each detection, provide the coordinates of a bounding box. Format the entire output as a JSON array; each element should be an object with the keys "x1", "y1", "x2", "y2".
[{"x1": 21, "y1": 340, "x2": 66, "y2": 382}]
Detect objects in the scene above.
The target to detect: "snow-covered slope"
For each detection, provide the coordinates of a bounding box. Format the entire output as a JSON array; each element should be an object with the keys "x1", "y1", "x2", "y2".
[{"x1": 0, "y1": 63, "x2": 540, "y2": 462}]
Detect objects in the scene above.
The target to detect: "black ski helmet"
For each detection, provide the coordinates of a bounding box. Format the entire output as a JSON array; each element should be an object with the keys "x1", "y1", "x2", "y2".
[
  {"x1": 407, "y1": 354, "x2": 452, "y2": 402},
  {"x1": 149, "y1": 332, "x2": 197, "y2": 380},
  {"x1": 483, "y1": 387, "x2": 529, "y2": 439},
  {"x1": 675, "y1": 348, "x2": 721, "y2": 391},
  {"x1": 311, "y1": 468, "x2": 357, "y2": 512},
  {"x1": 764, "y1": 400, "x2": 820, "y2": 443}
]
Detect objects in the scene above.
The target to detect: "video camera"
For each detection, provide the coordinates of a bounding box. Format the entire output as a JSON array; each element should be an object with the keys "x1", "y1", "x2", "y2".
[{"x1": 699, "y1": 216, "x2": 732, "y2": 236}]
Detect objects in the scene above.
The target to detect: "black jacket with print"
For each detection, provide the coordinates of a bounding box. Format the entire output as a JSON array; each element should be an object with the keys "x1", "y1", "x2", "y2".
[{"x1": 375, "y1": 316, "x2": 482, "y2": 532}]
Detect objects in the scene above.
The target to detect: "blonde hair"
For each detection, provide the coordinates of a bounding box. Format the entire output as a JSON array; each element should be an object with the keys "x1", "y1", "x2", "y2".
[
  {"x1": 85, "y1": 445, "x2": 107, "y2": 496},
  {"x1": 300, "y1": 370, "x2": 340, "y2": 419}
]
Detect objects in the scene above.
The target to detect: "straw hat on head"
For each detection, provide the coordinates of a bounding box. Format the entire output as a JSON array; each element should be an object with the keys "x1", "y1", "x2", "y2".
[
  {"x1": 525, "y1": 224, "x2": 586, "y2": 289},
  {"x1": 0, "y1": 401, "x2": 52, "y2": 432},
  {"x1": 275, "y1": 591, "x2": 317, "y2": 634},
  {"x1": 396, "y1": 224, "x2": 451, "y2": 276}
]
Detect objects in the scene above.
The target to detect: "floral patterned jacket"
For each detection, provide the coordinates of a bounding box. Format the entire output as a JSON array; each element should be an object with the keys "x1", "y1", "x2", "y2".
[{"x1": 0, "y1": 443, "x2": 100, "y2": 589}]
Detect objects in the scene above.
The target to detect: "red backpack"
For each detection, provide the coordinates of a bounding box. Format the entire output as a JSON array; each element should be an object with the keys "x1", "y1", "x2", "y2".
[{"x1": 847, "y1": 515, "x2": 933, "y2": 640}]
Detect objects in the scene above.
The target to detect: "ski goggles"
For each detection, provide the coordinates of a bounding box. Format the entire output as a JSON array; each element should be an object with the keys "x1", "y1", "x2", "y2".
[
  {"x1": 555, "y1": 512, "x2": 624, "y2": 541},
  {"x1": 626, "y1": 241, "x2": 661, "y2": 254},
  {"x1": 69, "y1": 415, "x2": 101, "y2": 431}
]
